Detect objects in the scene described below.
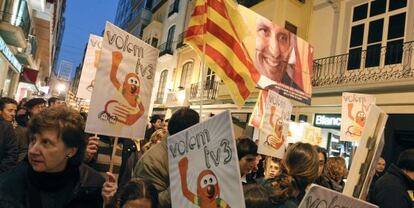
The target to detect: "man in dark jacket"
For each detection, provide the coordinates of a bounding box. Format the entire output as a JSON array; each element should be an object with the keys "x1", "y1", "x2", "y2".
[
  {"x1": 143, "y1": 115, "x2": 163, "y2": 143},
  {"x1": 371, "y1": 149, "x2": 414, "y2": 208},
  {"x1": 0, "y1": 115, "x2": 18, "y2": 173}
]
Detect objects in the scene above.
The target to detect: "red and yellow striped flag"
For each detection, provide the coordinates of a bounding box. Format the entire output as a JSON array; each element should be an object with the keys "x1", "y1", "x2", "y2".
[{"x1": 185, "y1": 0, "x2": 260, "y2": 106}]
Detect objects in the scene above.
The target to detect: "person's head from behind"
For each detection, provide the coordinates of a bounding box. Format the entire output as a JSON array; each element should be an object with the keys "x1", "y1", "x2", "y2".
[
  {"x1": 167, "y1": 107, "x2": 199, "y2": 135},
  {"x1": 315, "y1": 146, "x2": 328, "y2": 177},
  {"x1": 255, "y1": 16, "x2": 294, "y2": 83},
  {"x1": 237, "y1": 137, "x2": 258, "y2": 177},
  {"x1": 375, "y1": 157, "x2": 386, "y2": 173},
  {"x1": 264, "y1": 157, "x2": 281, "y2": 179},
  {"x1": 117, "y1": 179, "x2": 158, "y2": 208},
  {"x1": 397, "y1": 149, "x2": 414, "y2": 180},
  {"x1": 0, "y1": 97, "x2": 17, "y2": 122},
  {"x1": 25, "y1": 98, "x2": 47, "y2": 116},
  {"x1": 243, "y1": 183, "x2": 272, "y2": 208},
  {"x1": 48, "y1": 97, "x2": 60, "y2": 107},
  {"x1": 325, "y1": 156, "x2": 347, "y2": 183},
  {"x1": 150, "y1": 115, "x2": 163, "y2": 129},
  {"x1": 282, "y1": 142, "x2": 319, "y2": 191},
  {"x1": 28, "y1": 106, "x2": 85, "y2": 173}
]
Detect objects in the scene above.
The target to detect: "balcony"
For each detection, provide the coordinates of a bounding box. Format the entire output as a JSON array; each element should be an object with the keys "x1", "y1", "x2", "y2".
[
  {"x1": 151, "y1": 0, "x2": 168, "y2": 12},
  {"x1": 176, "y1": 31, "x2": 187, "y2": 49},
  {"x1": 158, "y1": 42, "x2": 174, "y2": 62},
  {"x1": 168, "y1": 0, "x2": 179, "y2": 18},
  {"x1": 189, "y1": 81, "x2": 219, "y2": 104},
  {"x1": 312, "y1": 41, "x2": 414, "y2": 93},
  {"x1": 0, "y1": 1, "x2": 31, "y2": 48},
  {"x1": 16, "y1": 35, "x2": 37, "y2": 66}
]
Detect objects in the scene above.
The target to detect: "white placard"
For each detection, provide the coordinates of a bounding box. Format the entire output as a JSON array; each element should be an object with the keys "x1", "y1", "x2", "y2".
[
  {"x1": 86, "y1": 22, "x2": 158, "y2": 139},
  {"x1": 257, "y1": 90, "x2": 292, "y2": 158},
  {"x1": 168, "y1": 111, "x2": 245, "y2": 208},
  {"x1": 76, "y1": 34, "x2": 102, "y2": 99},
  {"x1": 340, "y1": 92, "x2": 376, "y2": 141},
  {"x1": 343, "y1": 105, "x2": 388, "y2": 199},
  {"x1": 299, "y1": 184, "x2": 378, "y2": 208}
]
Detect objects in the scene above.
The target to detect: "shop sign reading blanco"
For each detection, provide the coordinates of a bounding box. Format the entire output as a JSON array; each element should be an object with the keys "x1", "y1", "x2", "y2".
[
  {"x1": 314, "y1": 114, "x2": 341, "y2": 129},
  {"x1": 0, "y1": 36, "x2": 22, "y2": 72}
]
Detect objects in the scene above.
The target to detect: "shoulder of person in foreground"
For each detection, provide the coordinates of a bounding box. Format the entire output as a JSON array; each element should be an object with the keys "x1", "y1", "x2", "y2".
[
  {"x1": 0, "y1": 162, "x2": 29, "y2": 201},
  {"x1": 133, "y1": 140, "x2": 168, "y2": 178}
]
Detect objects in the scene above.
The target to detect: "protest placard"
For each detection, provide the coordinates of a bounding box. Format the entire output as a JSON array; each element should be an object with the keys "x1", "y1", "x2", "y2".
[
  {"x1": 85, "y1": 22, "x2": 158, "y2": 139},
  {"x1": 257, "y1": 90, "x2": 292, "y2": 158},
  {"x1": 168, "y1": 111, "x2": 245, "y2": 208},
  {"x1": 340, "y1": 92, "x2": 376, "y2": 141},
  {"x1": 343, "y1": 105, "x2": 388, "y2": 199},
  {"x1": 249, "y1": 90, "x2": 268, "y2": 128},
  {"x1": 76, "y1": 34, "x2": 102, "y2": 99},
  {"x1": 239, "y1": 6, "x2": 313, "y2": 105},
  {"x1": 298, "y1": 184, "x2": 378, "y2": 208}
]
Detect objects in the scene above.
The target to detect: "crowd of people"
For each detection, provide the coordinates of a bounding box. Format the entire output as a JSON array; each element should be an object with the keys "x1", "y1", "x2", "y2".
[{"x1": 0, "y1": 96, "x2": 413, "y2": 208}]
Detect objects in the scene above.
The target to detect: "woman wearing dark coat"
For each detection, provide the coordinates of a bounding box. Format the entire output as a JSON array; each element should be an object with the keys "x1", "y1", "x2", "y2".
[{"x1": 0, "y1": 106, "x2": 104, "y2": 208}]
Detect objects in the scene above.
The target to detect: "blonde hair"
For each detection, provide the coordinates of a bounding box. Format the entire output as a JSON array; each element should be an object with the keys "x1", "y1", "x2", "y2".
[
  {"x1": 144, "y1": 129, "x2": 167, "y2": 151},
  {"x1": 324, "y1": 156, "x2": 347, "y2": 183}
]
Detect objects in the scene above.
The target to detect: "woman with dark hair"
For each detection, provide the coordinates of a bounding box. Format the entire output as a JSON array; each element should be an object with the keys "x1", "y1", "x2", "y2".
[
  {"x1": 323, "y1": 156, "x2": 347, "y2": 192},
  {"x1": 115, "y1": 179, "x2": 158, "y2": 208},
  {"x1": 243, "y1": 183, "x2": 272, "y2": 208},
  {"x1": 0, "y1": 106, "x2": 105, "y2": 207},
  {"x1": 268, "y1": 142, "x2": 319, "y2": 207}
]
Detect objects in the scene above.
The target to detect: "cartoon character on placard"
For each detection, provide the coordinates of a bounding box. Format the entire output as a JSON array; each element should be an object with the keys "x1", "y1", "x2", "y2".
[
  {"x1": 86, "y1": 49, "x2": 101, "y2": 92},
  {"x1": 98, "y1": 51, "x2": 144, "y2": 125},
  {"x1": 178, "y1": 157, "x2": 230, "y2": 208},
  {"x1": 265, "y1": 106, "x2": 284, "y2": 150},
  {"x1": 345, "y1": 103, "x2": 366, "y2": 137}
]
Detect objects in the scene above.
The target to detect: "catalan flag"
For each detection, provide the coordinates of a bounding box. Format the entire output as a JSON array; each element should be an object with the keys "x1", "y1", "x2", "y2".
[{"x1": 185, "y1": 0, "x2": 260, "y2": 106}]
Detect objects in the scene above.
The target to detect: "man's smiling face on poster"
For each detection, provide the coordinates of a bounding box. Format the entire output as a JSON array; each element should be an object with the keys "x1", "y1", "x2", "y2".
[{"x1": 255, "y1": 17, "x2": 293, "y2": 83}]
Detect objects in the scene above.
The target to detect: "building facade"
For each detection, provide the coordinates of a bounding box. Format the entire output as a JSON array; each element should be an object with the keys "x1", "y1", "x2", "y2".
[
  {"x1": 307, "y1": 0, "x2": 414, "y2": 164},
  {"x1": 0, "y1": 0, "x2": 65, "y2": 100}
]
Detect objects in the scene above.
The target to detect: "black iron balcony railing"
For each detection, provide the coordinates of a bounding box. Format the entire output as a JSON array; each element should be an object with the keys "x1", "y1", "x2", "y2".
[
  {"x1": 190, "y1": 81, "x2": 219, "y2": 100},
  {"x1": 158, "y1": 42, "x2": 174, "y2": 57},
  {"x1": 28, "y1": 35, "x2": 37, "y2": 56},
  {"x1": 0, "y1": 6, "x2": 31, "y2": 37},
  {"x1": 176, "y1": 31, "x2": 186, "y2": 49},
  {"x1": 168, "y1": 0, "x2": 179, "y2": 17},
  {"x1": 312, "y1": 41, "x2": 414, "y2": 87}
]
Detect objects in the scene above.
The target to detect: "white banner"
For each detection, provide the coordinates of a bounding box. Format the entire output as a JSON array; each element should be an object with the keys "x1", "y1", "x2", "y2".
[
  {"x1": 343, "y1": 105, "x2": 388, "y2": 199},
  {"x1": 340, "y1": 92, "x2": 376, "y2": 141},
  {"x1": 168, "y1": 111, "x2": 245, "y2": 208},
  {"x1": 85, "y1": 22, "x2": 158, "y2": 139},
  {"x1": 299, "y1": 184, "x2": 378, "y2": 208},
  {"x1": 258, "y1": 90, "x2": 292, "y2": 158},
  {"x1": 76, "y1": 34, "x2": 102, "y2": 100}
]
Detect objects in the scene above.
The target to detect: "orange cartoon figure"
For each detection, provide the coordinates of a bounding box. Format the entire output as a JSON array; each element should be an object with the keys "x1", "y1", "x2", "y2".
[
  {"x1": 98, "y1": 51, "x2": 144, "y2": 126},
  {"x1": 178, "y1": 157, "x2": 230, "y2": 208},
  {"x1": 265, "y1": 106, "x2": 285, "y2": 150},
  {"x1": 346, "y1": 103, "x2": 366, "y2": 137}
]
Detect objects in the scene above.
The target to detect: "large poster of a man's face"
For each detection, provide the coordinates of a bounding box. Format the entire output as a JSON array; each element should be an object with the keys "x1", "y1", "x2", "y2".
[{"x1": 238, "y1": 4, "x2": 313, "y2": 105}]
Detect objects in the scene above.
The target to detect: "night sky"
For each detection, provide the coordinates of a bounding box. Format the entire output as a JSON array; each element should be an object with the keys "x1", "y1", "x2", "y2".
[{"x1": 56, "y1": 0, "x2": 118, "y2": 79}]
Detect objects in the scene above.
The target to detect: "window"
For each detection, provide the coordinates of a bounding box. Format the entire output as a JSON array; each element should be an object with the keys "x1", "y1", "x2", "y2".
[
  {"x1": 151, "y1": 38, "x2": 158, "y2": 48},
  {"x1": 205, "y1": 68, "x2": 216, "y2": 90},
  {"x1": 180, "y1": 62, "x2": 193, "y2": 89},
  {"x1": 285, "y1": 21, "x2": 297, "y2": 35},
  {"x1": 166, "y1": 25, "x2": 175, "y2": 50},
  {"x1": 348, "y1": 0, "x2": 406, "y2": 70},
  {"x1": 156, "y1": 70, "x2": 168, "y2": 104}
]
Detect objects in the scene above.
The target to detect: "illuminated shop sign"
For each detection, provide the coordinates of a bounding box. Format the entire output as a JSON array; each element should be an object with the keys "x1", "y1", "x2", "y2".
[
  {"x1": 313, "y1": 113, "x2": 341, "y2": 129},
  {"x1": 0, "y1": 36, "x2": 22, "y2": 72}
]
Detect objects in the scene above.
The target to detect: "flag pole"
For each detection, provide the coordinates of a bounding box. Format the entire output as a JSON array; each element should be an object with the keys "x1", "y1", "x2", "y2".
[{"x1": 198, "y1": 0, "x2": 208, "y2": 118}]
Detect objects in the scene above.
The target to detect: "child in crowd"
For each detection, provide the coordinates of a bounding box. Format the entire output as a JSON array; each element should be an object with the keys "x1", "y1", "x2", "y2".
[{"x1": 103, "y1": 178, "x2": 158, "y2": 208}]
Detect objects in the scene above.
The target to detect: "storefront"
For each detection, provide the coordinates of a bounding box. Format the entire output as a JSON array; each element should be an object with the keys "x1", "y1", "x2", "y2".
[
  {"x1": 313, "y1": 113, "x2": 354, "y2": 167},
  {"x1": 0, "y1": 36, "x2": 22, "y2": 98}
]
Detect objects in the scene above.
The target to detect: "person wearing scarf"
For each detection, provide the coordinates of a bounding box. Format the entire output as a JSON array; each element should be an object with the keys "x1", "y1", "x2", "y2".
[{"x1": 0, "y1": 106, "x2": 104, "y2": 208}]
